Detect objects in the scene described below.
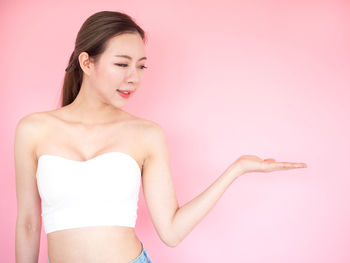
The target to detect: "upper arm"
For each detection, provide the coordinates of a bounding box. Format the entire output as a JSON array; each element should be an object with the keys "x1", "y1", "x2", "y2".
[
  {"x1": 142, "y1": 122, "x2": 179, "y2": 246},
  {"x1": 14, "y1": 114, "x2": 42, "y2": 231}
]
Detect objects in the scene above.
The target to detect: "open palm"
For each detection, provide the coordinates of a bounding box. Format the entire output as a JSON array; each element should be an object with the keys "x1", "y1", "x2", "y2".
[{"x1": 233, "y1": 155, "x2": 308, "y2": 175}]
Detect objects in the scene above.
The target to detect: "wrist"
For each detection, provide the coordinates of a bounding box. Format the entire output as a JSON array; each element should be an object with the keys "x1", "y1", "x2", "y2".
[{"x1": 230, "y1": 163, "x2": 246, "y2": 178}]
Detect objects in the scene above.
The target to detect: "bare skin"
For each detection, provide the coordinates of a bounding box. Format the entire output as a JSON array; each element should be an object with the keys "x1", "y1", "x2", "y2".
[
  {"x1": 233, "y1": 155, "x2": 307, "y2": 174},
  {"x1": 35, "y1": 108, "x2": 149, "y2": 262},
  {"x1": 15, "y1": 31, "x2": 308, "y2": 262},
  {"x1": 37, "y1": 32, "x2": 152, "y2": 262},
  {"x1": 25, "y1": 108, "x2": 308, "y2": 262}
]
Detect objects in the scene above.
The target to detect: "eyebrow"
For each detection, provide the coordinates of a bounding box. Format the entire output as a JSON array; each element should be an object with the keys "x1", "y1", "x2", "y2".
[{"x1": 114, "y1": 55, "x2": 147, "y2": 61}]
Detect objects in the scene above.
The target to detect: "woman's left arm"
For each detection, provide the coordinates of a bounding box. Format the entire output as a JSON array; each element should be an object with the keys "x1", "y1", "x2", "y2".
[
  {"x1": 141, "y1": 122, "x2": 307, "y2": 247},
  {"x1": 141, "y1": 122, "x2": 243, "y2": 247}
]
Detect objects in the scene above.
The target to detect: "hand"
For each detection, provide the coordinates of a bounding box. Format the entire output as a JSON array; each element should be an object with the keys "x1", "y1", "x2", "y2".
[{"x1": 233, "y1": 155, "x2": 308, "y2": 175}]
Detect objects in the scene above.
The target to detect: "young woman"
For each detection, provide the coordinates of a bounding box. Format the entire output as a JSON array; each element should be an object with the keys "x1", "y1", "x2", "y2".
[{"x1": 14, "y1": 10, "x2": 307, "y2": 263}]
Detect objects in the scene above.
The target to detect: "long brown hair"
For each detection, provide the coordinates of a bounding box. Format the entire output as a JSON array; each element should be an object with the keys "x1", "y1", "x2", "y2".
[{"x1": 60, "y1": 11, "x2": 146, "y2": 107}]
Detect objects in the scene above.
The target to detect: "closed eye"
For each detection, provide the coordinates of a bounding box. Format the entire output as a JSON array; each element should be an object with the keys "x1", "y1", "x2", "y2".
[{"x1": 115, "y1": 64, "x2": 148, "y2": 69}]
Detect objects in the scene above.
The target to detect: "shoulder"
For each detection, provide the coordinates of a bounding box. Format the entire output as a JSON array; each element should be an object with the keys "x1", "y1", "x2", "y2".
[
  {"x1": 145, "y1": 120, "x2": 166, "y2": 141},
  {"x1": 131, "y1": 116, "x2": 166, "y2": 140},
  {"x1": 15, "y1": 111, "x2": 45, "y2": 135},
  {"x1": 14, "y1": 111, "x2": 50, "y2": 163},
  {"x1": 127, "y1": 114, "x2": 167, "y2": 147},
  {"x1": 15, "y1": 111, "x2": 56, "y2": 150},
  {"x1": 133, "y1": 118, "x2": 168, "y2": 159},
  {"x1": 16, "y1": 110, "x2": 54, "y2": 134}
]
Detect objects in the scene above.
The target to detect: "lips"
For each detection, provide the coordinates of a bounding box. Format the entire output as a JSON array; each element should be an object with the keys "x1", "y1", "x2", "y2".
[
  {"x1": 117, "y1": 89, "x2": 132, "y2": 98},
  {"x1": 117, "y1": 89, "x2": 133, "y2": 94}
]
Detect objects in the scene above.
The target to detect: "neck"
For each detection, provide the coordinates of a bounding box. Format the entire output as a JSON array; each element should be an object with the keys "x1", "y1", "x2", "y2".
[{"x1": 63, "y1": 84, "x2": 124, "y2": 125}]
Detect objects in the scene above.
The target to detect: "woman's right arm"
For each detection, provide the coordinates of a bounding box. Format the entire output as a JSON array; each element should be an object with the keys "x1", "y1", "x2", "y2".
[{"x1": 14, "y1": 114, "x2": 42, "y2": 263}]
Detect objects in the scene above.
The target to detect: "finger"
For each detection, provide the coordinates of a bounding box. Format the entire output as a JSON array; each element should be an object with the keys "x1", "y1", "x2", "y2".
[
  {"x1": 264, "y1": 158, "x2": 275, "y2": 162},
  {"x1": 276, "y1": 162, "x2": 307, "y2": 169}
]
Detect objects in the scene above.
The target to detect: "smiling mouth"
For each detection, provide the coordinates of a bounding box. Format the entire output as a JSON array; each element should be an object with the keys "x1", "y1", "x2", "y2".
[
  {"x1": 116, "y1": 89, "x2": 131, "y2": 94},
  {"x1": 116, "y1": 89, "x2": 132, "y2": 98}
]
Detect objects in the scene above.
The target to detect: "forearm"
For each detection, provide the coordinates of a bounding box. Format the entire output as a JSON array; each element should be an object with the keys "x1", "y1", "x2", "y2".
[
  {"x1": 169, "y1": 164, "x2": 243, "y2": 246},
  {"x1": 15, "y1": 221, "x2": 41, "y2": 263}
]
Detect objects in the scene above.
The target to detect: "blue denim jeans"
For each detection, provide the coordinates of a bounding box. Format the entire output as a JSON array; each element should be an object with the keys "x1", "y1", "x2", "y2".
[
  {"x1": 130, "y1": 242, "x2": 153, "y2": 263},
  {"x1": 48, "y1": 241, "x2": 152, "y2": 263}
]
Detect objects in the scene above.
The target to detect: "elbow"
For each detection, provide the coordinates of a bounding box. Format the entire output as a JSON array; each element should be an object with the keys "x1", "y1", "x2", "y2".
[
  {"x1": 160, "y1": 211, "x2": 181, "y2": 247},
  {"x1": 163, "y1": 237, "x2": 179, "y2": 247},
  {"x1": 16, "y1": 218, "x2": 41, "y2": 233},
  {"x1": 161, "y1": 230, "x2": 180, "y2": 247},
  {"x1": 167, "y1": 236, "x2": 180, "y2": 247}
]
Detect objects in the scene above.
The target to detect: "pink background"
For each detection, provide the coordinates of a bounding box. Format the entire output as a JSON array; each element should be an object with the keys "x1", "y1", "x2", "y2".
[{"x1": 2, "y1": 0, "x2": 350, "y2": 262}]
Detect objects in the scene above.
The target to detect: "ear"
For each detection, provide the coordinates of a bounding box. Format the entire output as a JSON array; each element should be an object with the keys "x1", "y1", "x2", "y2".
[{"x1": 78, "y1": 51, "x2": 94, "y2": 75}]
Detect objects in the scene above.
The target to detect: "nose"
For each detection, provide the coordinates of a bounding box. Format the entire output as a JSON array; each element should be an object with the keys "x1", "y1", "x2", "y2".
[{"x1": 126, "y1": 66, "x2": 141, "y2": 84}]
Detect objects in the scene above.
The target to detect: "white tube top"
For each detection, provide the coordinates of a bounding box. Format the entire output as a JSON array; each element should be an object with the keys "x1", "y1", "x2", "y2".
[{"x1": 35, "y1": 151, "x2": 142, "y2": 234}]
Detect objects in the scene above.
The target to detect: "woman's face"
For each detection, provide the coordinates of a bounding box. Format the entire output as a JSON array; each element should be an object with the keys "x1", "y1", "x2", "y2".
[{"x1": 83, "y1": 32, "x2": 147, "y2": 107}]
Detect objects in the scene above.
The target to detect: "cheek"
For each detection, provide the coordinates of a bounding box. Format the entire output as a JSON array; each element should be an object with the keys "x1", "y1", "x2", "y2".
[
  {"x1": 95, "y1": 67, "x2": 123, "y2": 88},
  {"x1": 104, "y1": 66, "x2": 124, "y2": 82}
]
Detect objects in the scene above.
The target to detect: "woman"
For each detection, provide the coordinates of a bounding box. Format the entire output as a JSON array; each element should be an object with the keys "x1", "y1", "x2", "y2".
[{"x1": 14, "y1": 10, "x2": 307, "y2": 263}]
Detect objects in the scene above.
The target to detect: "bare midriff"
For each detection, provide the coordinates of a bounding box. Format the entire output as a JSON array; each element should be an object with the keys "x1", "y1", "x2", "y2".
[{"x1": 47, "y1": 225, "x2": 142, "y2": 263}]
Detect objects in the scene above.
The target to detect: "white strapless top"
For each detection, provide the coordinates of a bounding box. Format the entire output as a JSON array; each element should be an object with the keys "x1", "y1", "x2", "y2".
[{"x1": 36, "y1": 151, "x2": 142, "y2": 234}]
